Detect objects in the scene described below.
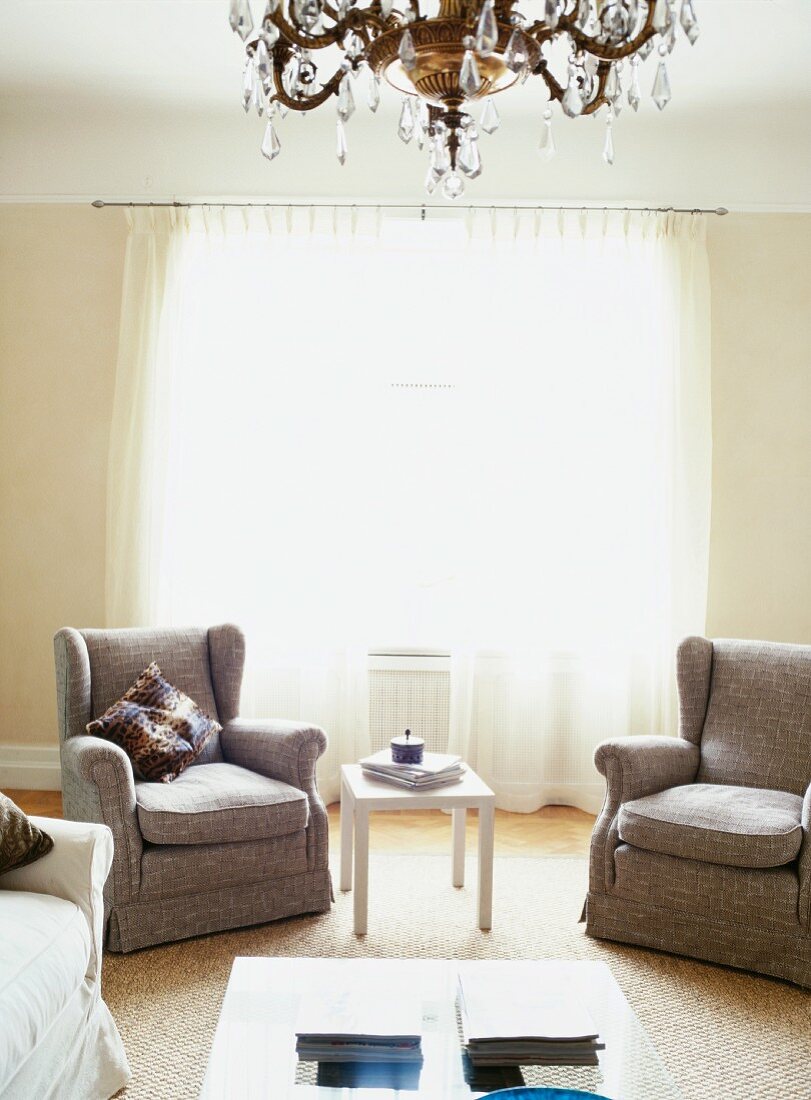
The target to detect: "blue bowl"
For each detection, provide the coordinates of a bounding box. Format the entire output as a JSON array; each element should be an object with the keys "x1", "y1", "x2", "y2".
[{"x1": 488, "y1": 1090, "x2": 611, "y2": 1100}]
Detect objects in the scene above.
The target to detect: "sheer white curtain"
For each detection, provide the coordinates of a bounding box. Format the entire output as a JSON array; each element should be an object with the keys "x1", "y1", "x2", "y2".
[{"x1": 107, "y1": 205, "x2": 710, "y2": 810}]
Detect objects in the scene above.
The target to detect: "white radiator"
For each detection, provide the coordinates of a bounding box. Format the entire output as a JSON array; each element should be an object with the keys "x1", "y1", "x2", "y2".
[{"x1": 367, "y1": 654, "x2": 451, "y2": 753}]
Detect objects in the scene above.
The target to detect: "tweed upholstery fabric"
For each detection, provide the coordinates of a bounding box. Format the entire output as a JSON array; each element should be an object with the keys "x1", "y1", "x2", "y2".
[
  {"x1": 207, "y1": 625, "x2": 244, "y2": 724},
  {"x1": 676, "y1": 636, "x2": 713, "y2": 745},
  {"x1": 612, "y1": 842, "x2": 801, "y2": 930},
  {"x1": 107, "y1": 869, "x2": 332, "y2": 953},
  {"x1": 81, "y1": 628, "x2": 224, "y2": 765},
  {"x1": 138, "y1": 832, "x2": 308, "y2": 899},
  {"x1": 696, "y1": 639, "x2": 811, "y2": 797},
  {"x1": 0, "y1": 793, "x2": 53, "y2": 874},
  {"x1": 87, "y1": 662, "x2": 221, "y2": 783},
  {"x1": 591, "y1": 736, "x2": 699, "y2": 892},
  {"x1": 587, "y1": 635, "x2": 811, "y2": 988},
  {"x1": 135, "y1": 762, "x2": 308, "y2": 845},
  {"x1": 619, "y1": 783, "x2": 803, "y2": 869},
  {"x1": 222, "y1": 719, "x2": 330, "y2": 871},
  {"x1": 55, "y1": 625, "x2": 331, "y2": 952}
]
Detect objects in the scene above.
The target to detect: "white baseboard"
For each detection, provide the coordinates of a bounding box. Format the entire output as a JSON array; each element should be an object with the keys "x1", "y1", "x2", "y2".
[{"x1": 0, "y1": 744, "x2": 61, "y2": 791}]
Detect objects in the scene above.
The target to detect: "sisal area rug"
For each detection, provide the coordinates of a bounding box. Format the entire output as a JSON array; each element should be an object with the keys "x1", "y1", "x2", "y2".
[{"x1": 103, "y1": 854, "x2": 811, "y2": 1100}]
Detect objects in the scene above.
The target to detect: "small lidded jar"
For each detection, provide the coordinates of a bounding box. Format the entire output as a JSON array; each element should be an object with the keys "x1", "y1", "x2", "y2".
[{"x1": 390, "y1": 728, "x2": 425, "y2": 765}]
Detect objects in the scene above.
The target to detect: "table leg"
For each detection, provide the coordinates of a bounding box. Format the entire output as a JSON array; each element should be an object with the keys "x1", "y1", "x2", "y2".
[
  {"x1": 477, "y1": 799, "x2": 495, "y2": 931},
  {"x1": 353, "y1": 805, "x2": 369, "y2": 935},
  {"x1": 452, "y1": 808, "x2": 466, "y2": 887},
  {"x1": 340, "y1": 772, "x2": 353, "y2": 892}
]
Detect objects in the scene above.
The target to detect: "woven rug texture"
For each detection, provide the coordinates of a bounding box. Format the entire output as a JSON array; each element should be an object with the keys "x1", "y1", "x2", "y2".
[{"x1": 102, "y1": 854, "x2": 811, "y2": 1100}]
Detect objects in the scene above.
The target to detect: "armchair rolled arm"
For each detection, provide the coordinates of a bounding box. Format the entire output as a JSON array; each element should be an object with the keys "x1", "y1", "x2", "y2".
[
  {"x1": 800, "y1": 782, "x2": 811, "y2": 931},
  {"x1": 221, "y1": 719, "x2": 327, "y2": 793},
  {"x1": 221, "y1": 719, "x2": 329, "y2": 871},
  {"x1": 1, "y1": 817, "x2": 112, "y2": 975},
  {"x1": 61, "y1": 735, "x2": 142, "y2": 902},
  {"x1": 591, "y1": 735, "x2": 700, "y2": 894}
]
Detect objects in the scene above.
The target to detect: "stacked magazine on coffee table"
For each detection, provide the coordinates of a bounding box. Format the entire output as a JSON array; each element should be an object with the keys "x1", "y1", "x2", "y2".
[
  {"x1": 457, "y1": 962, "x2": 605, "y2": 1067},
  {"x1": 295, "y1": 989, "x2": 423, "y2": 1065},
  {"x1": 359, "y1": 749, "x2": 465, "y2": 791}
]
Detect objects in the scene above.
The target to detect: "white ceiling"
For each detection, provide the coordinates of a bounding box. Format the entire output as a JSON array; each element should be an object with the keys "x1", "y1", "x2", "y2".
[{"x1": 1, "y1": 0, "x2": 809, "y2": 207}]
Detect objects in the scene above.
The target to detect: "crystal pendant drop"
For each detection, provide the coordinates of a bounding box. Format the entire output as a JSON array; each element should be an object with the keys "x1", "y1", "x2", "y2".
[
  {"x1": 575, "y1": 0, "x2": 591, "y2": 29},
  {"x1": 504, "y1": 28, "x2": 528, "y2": 74},
  {"x1": 458, "y1": 131, "x2": 482, "y2": 179},
  {"x1": 638, "y1": 37, "x2": 654, "y2": 61},
  {"x1": 424, "y1": 163, "x2": 438, "y2": 195},
  {"x1": 460, "y1": 47, "x2": 482, "y2": 98},
  {"x1": 442, "y1": 172, "x2": 465, "y2": 200},
  {"x1": 397, "y1": 96, "x2": 415, "y2": 143},
  {"x1": 336, "y1": 119, "x2": 348, "y2": 165},
  {"x1": 604, "y1": 64, "x2": 619, "y2": 104},
  {"x1": 603, "y1": 111, "x2": 615, "y2": 165},
  {"x1": 544, "y1": 0, "x2": 561, "y2": 31},
  {"x1": 480, "y1": 95, "x2": 500, "y2": 134},
  {"x1": 414, "y1": 106, "x2": 425, "y2": 149},
  {"x1": 229, "y1": 0, "x2": 240, "y2": 33},
  {"x1": 263, "y1": 22, "x2": 280, "y2": 48},
  {"x1": 337, "y1": 73, "x2": 355, "y2": 121},
  {"x1": 561, "y1": 66, "x2": 584, "y2": 118},
  {"x1": 254, "y1": 38, "x2": 271, "y2": 80},
  {"x1": 399, "y1": 29, "x2": 417, "y2": 71},
  {"x1": 628, "y1": 56, "x2": 641, "y2": 111},
  {"x1": 539, "y1": 106, "x2": 556, "y2": 161},
  {"x1": 431, "y1": 133, "x2": 451, "y2": 177},
  {"x1": 242, "y1": 59, "x2": 256, "y2": 112},
  {"x1": 380, "y1": 0, "x2": 394, "y2": 16},
  {"x1": 253, "y1": 77, "x2": 265, "y2": 115},
  {"x1": 475, "y1": 0, "x2": 498, "y2": 58},
  {"x1": 367, "y1": 70, "x2": 380, "y2": 112},
  {"x1": 264, "y1": 0, "x2": 280, "y2": 16},
  {"x1": 680, "y1": 0, "x2": 699, "y2": 45},
  {"x1": 652, "y1": 59, "x2": 671, "y2": 110},
  {"x1": 652, "y1": 0, "x2": 669, "y2": 33},
  {"x1": 232, "y1": 0, "x2": 254, "y2": 40},
  {"x1": 260, "y1": 119, "x2": 281, "y2": 161}
]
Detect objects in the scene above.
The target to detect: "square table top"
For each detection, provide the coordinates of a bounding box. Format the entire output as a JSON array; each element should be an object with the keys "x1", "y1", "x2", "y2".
[
  {"x1": 200, "y1": 957, "x2": 681, "y2": 1100},
  {"x1": 341, "y1": 763, "x2": 494, "y2": 808}
]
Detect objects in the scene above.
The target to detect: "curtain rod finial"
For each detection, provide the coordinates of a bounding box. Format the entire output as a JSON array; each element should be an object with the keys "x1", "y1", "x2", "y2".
[
  {"x1": 91, "y1": 199, "x2": 105, "y2": 208},
  {"x1": 715, "y1": 207, "x2": 729, "y2": 216}
]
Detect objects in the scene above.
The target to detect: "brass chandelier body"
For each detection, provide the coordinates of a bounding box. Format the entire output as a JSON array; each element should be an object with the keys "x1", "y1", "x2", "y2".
[{"x1": 230, "y1": 0, "x2": 699, "y2": 197}]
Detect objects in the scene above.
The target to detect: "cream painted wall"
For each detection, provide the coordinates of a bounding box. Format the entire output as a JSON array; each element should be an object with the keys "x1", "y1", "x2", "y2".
[
  {"x1": 0, "y1": 205, "x2": 127, "y2": 753},
  {"x1": 706, "y1": 214, "x2": 811, "y2": 645},
  {"x1": 0, "y1": 207, "x2": 808, "y2": 754}
]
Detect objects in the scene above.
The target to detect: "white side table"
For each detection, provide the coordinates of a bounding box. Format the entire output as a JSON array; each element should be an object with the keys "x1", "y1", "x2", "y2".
[{"x1": 339, "y1": 763, "x2": 496, "y2": 935}]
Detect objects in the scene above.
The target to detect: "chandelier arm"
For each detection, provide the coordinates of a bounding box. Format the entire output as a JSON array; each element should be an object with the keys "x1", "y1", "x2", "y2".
[
  {"x1": 538, "y1": 63, "x2": 564, "y2": 104},
  {"x1": 270, "y1": 61, "x2": 344, "y2": 111},
  {"x1": 262, "y1": 5, "x2": 388, "y2": 53},
  {"x1": 560, "y1": 5, "x2": 657, "y2": 61},
  {"x1": 581, "y1": 60, "x2": 611, "y2": 116}
]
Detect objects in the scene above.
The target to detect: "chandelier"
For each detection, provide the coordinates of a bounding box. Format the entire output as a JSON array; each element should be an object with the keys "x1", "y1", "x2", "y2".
[{"x1": 229, "y1": 0, "x2": 699, "y2": 199}]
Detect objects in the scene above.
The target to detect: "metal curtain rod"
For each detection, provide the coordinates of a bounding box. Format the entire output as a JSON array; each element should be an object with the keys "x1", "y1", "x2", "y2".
[{"x1": 91, "y1": 199, "x2": 729, "y2": 215}]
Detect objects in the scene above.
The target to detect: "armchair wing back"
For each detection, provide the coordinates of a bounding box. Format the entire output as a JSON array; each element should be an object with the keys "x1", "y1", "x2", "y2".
[
  {"x1": 55, "y1": 624, "x2": 331, "y2": 952},
  {"x1": 587, "y1": 635, "x2": 811, "y2": 988},
  {"x1": 691, "y1": 640, "x2": 811, "y2": 796}
]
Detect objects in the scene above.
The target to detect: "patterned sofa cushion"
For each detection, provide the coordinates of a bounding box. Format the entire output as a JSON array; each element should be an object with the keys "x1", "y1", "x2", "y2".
[
  {"x1": 618, "y1": 783, "x2": 803, "y2": 869},
  {"x1": 135, "y1": 762, "x2": 309, "y2": 845},
  {"x1": 87, "y1": 662, "x2": 221, "y2": 783},
  {"x1": 0, "y1": 794, "x2": 53, "y2": 876}
]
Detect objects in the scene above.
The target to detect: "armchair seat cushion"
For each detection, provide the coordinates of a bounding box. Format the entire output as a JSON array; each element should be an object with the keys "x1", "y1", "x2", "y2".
[
  {"x1": 136, "y1": 762, "x2": 309, "y2": 845},
  {"x1": 618, "y1": 783, "x2": 803, "y2": 869}
]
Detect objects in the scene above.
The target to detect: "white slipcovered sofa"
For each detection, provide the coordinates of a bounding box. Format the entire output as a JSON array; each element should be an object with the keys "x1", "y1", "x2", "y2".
[{"x1": 0, "y1": 816, "x2": 131, "y2": 1099}]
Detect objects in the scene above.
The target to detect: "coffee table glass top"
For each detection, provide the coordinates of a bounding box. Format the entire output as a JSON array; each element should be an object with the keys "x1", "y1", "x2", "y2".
[{"x1": 200, "y1": 958, "x2": 681, "y2": 1100}]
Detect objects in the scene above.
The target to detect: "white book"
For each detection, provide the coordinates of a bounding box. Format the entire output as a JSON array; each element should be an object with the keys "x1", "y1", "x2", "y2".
[
  {"x1": 359, "y1": 749, "x2": 462, "y2": 777},
  {"x1": 458, "y1": 963, "x2": 599, "y2": 1044},
  {"x1": 295, "y1": 988, "x2": 422, "y2": 1044},
  {"x1": 361, "y1": 767, "x2": 465, "y2": 790}
]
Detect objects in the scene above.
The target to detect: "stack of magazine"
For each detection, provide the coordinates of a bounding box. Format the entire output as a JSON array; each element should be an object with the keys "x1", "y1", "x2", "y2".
[
  {"x1": 457, "y1": 963, "x2": 605, "y2": 1067},
  {"x1": 295, "y1": 989, "x2": 423, "y2": 1065},
  {"x1": 359, "y1": 749, "x2": 465, "y2": 790}
]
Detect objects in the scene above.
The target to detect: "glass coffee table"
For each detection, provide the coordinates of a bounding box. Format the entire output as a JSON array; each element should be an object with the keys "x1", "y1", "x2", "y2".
[{"x1": 200, "y1": 958, "x2": 681, "y2": 1099}]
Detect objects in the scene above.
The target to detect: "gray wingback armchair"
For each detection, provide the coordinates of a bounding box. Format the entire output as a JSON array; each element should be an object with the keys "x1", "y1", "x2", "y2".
[
  {"x1": 55, "y1": 624, "x2": 332, "y2": 952},
  {"x1": 585, "y1": 636, "x2": 811, "y2": 988}
]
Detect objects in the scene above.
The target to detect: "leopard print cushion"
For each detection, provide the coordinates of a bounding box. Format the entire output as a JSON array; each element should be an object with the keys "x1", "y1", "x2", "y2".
[
  {"x1": 0, "y1": 792, "x2": 53, "y2": 876},
  {"x1": 86, "y1": 661, "x2": 221, "y2": 783}
]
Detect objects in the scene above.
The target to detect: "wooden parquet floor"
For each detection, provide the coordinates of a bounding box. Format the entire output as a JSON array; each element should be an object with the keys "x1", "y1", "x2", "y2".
[{"x1": 7, "y1": 790, "x2": 595, "y2": 858}]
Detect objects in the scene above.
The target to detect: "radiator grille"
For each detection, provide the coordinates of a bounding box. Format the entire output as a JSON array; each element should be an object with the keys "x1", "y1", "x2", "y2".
[{"x1": 368, "y1": 668, "x2": 451, "y2": 753}]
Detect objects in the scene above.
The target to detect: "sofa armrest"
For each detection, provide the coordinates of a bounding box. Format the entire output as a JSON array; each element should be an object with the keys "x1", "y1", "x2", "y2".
[
  {"x1": 221, "y1": 719, "x2": 329, "y2": 870},
  {"x1": 799, "y1": 783, "x2": 811, "y2": 931},
  {"x1": 590, "y1": 736, "x2": 700, "y2": 894},
  {"x1": 61, "y1": 735, "x2": 143, "y2": 902},
  {"x1": 1, "y1": 817, "x2": 112, "y2": 975}
]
